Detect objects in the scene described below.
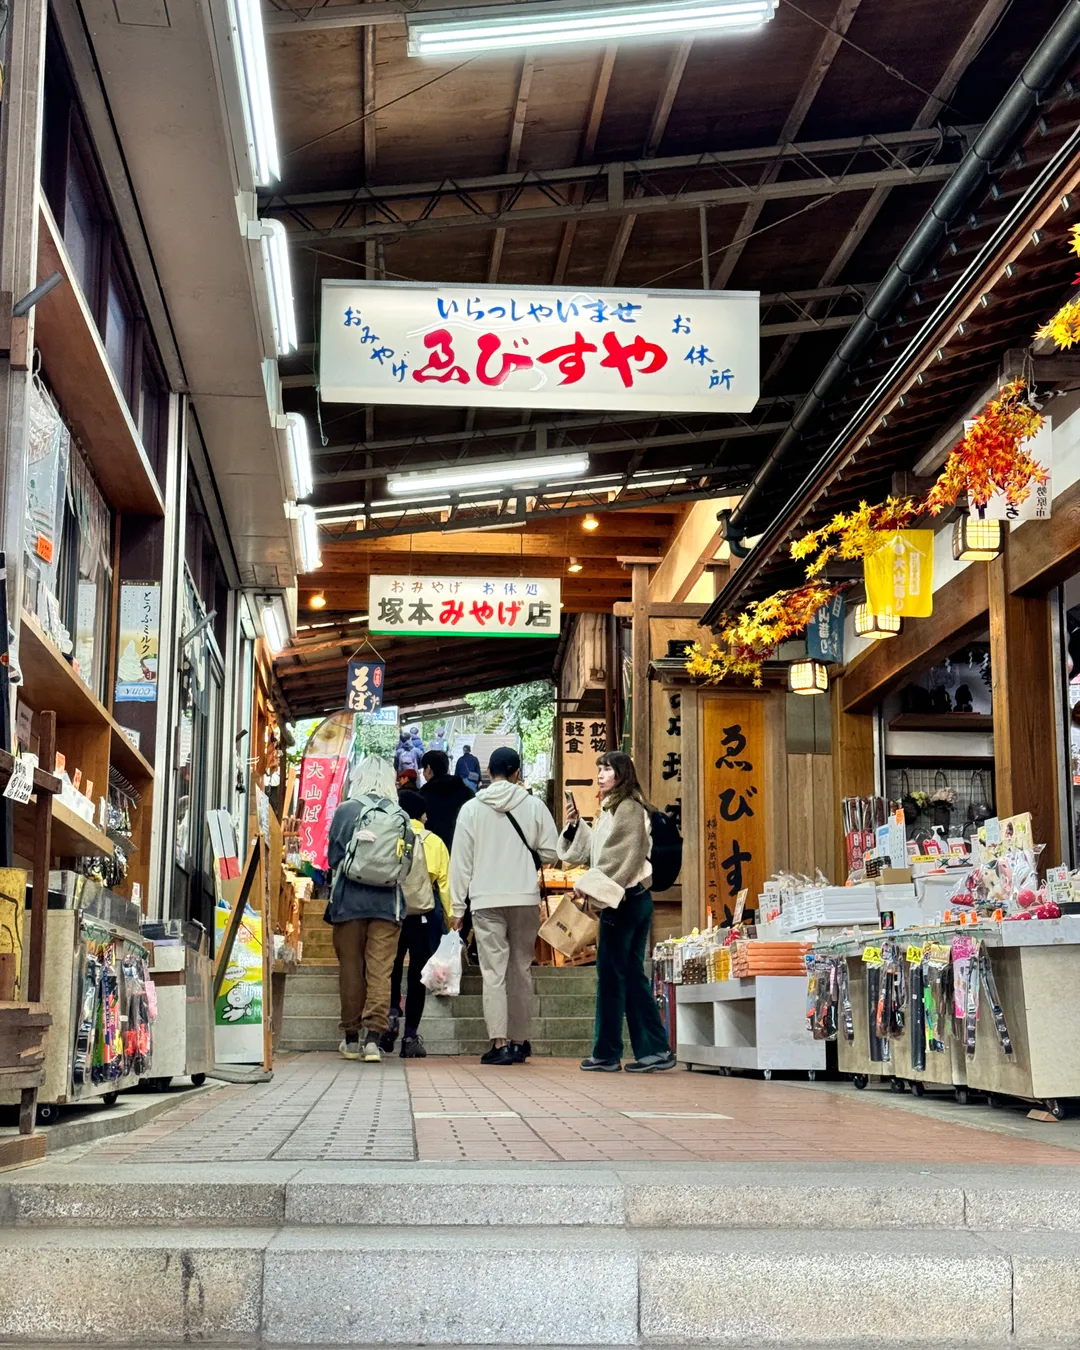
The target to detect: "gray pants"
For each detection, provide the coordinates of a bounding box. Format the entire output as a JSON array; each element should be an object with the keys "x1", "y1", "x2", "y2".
[{"x1": 471, "y1": 905, "x2": 538, "y2": 1042}]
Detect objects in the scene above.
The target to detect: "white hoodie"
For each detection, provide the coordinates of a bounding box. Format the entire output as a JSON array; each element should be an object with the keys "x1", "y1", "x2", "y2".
[{"x1": 449, "y1": 779, "x2": 559, "y2": 916}]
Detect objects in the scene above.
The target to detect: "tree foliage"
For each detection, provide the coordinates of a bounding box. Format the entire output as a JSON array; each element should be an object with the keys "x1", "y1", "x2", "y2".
[{"x1": 466, "y1": 680, "x2": 555, "y2": 771}]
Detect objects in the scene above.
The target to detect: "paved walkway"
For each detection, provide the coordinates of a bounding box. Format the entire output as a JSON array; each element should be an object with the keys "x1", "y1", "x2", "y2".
[{"x1": 48, "y1": 1053, "x2": 1080, "y2": 1167}]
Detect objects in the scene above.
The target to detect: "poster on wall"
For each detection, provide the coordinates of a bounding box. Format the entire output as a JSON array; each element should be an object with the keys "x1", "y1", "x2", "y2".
[
  {"x1": 369, "y1": 575, "x2": 560, "y2": 638},
  {"x1": 320, "y1": 280, "x2": 760, "y2": 414},
  {"x1": 114, "y1": 581, "x2": 160, "y2": 702},
  {"x1": 702, "y1": 697, "x2": 768, "y2": 923},
  {"x1": 346, "y1": 659, "x2": 385, "y2": 713}
]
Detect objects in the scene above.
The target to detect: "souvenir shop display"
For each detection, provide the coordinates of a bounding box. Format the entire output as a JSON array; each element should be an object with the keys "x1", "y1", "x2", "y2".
[{"x1": 142, "y1": 920, "x2": 213, "y2": 1090}]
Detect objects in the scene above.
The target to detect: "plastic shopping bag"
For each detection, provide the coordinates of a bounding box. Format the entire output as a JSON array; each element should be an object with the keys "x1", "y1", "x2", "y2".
[{"x1": 421, "y1": 930, "x2": 464, "y2": 997}]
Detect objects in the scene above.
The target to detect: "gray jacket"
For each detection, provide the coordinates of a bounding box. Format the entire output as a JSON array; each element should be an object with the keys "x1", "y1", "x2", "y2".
[{"x1": 325, "y1": 797, "x2": 404, "y2": 925}]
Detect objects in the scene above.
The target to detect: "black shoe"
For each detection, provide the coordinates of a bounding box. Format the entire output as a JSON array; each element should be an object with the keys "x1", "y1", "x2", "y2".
[
  {"x1": 625, "y1": 1050, "x2": 677, "y2": 1074},
  {"x1": 401, "y1": 1034, "x2": 427, "y2": 1058},
  {"x1": 480, "y1": 1043, "x2": 516, "y2": 1066},
  {"x1": 580, "y1": 1056, "x2": 621, "y2": 1072},
  {"x1": 379, "y1": 1017, "x2": 399, "y2": 1055},
  {"x1": 509, "y1": 1040, "x2": 531, "y2": 1063}
]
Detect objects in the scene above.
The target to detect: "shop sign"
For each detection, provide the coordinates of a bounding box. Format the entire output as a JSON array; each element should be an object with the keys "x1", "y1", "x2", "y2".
[
  {"x1": 361, "y1": 704, "x2": 399, "y2": 726},
  {"x1": 650, "y1": 684, "x2": 683, "y2": 838},
  {"x1": 974, "y1": 417, "x2": 1053, "y2": 523},
  {"x1": 345, "y1": 659, "x2": 385, "y2": 713},
  {"x1": 864, "y1": 531, "x2": 934, "y2": 618},
  {"x1": 319, "y1": 280, "x2": 760, "y2": 414},
  {"x1": 115, "y1": 581, "x2": 160, "y2": 702},
  {"x1": 806, "y1": 593, "x2": 845, "y2": 663},
  {"x1": 561, "y1": 714, "x2": 607, "y2": 822},
  {"x1": 369, "y1": 575, "x2": 560, "y2": 638},
  {"x1": 702, "y1": 697, "x2": 768, "y2": 922}
]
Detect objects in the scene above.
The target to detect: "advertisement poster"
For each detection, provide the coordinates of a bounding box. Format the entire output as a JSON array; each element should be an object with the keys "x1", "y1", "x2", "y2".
[
  {"x1": 370, "y1": 575, "x2": 560, "y2": 638},
  {"x1": 298, "y1": 711, "x2": 355, "y2": 870},
  {"x1": 320, "y1": 280, "x2": 760, "y2": 414},
  {"x1": 115, "y1": 581, "x2": 160, "y2": 702},
  {"x1": 213, "y1": 897, "x2": 264, "y2": 1064},
  {"x1": 702, "y1": 697, "x2": 767, "y2": 922}
]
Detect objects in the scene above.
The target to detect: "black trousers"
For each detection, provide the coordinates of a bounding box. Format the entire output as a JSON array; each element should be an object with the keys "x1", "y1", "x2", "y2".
[
  {"x1": 390, "y1": 910, "x2": 444, "y2": 1033},
  {"x1": 594, "y1": 886, "x2": 669, "y2": 1063}
]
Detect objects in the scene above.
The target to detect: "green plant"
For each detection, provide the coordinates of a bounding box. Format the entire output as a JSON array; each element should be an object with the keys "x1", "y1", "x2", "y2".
[{"x1": 465, "y1": 680, "x2": 555, "y2": 773}]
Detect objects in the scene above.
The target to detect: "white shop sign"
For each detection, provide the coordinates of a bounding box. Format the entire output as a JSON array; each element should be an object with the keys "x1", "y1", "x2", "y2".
[
  {"x1": 319, "y1": 280, "x2": 759, "y2": 414},
  {"x1": 369, "y1": 575, "x2": 561, "y2": 638}
]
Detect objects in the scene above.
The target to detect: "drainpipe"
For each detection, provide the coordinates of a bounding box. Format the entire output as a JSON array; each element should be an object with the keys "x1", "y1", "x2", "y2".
[{"x1": 719, "y1": 0, "x2": 1080, "y2": 565}]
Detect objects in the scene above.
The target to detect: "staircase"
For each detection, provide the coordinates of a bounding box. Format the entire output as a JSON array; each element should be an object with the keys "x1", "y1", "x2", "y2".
[
  {"x1": 1, "y1": 1162, "x2": 1077, "y2": 1344},
  {"x1": 279, "y1": 959, "x2": 597, "y2": 1057}
]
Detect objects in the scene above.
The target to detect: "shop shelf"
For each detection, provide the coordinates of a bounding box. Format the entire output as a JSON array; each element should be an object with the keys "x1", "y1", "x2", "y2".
[
  {"x1": 18, "y1": 612, "x2": 112, "y2": 729},
  {"x1": 34, "y1": 198, "x2": 164, "y2": 517},
  {"x1": 109, "y1": 719, "x2": 154, "y2": 783},
  {"x1": 14, "y1": 796, "x2": 113, "y2": 861},
  {"x1": 887, "y1": 713, "x2": 994, "y2": 732}
]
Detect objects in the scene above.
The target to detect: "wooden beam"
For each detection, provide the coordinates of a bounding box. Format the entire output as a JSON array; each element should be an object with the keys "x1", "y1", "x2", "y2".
[
  {"x1": 989, "y1": 544, "x2": 1060, "y2": 865},
  {"x1": 830, "y1": 678, "x2": 875, "y2": 877},
  {"x1": 553, "y1": 44, "x2": 616, "y2": 286},
  {"x1": 487, "y1": 54, "x2": 534, "y2": 285},
  {"x1": 841, "y1": 566, "x2": 989, "y2": 713},
  {"x1": 1008, "y1": 472, "x2": 1080, "y2": 594},
  {"x1": 630, "y1": 563, "x2": 651, "y2": 782},
  {"x1": 612, "y1": 601, "x2": 709, "y2": 619}
]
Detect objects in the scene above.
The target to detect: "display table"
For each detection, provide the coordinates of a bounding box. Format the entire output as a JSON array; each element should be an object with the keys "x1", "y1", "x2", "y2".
[{"x1": 676, "y1": 977, "x2": 825, "y2": 1078}]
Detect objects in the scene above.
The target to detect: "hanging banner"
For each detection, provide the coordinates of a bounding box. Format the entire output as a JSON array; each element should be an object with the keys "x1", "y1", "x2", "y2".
[
  {"x1": 369, "y1": 575, "x2": 560, "y2": 638},
  {"x1": 973, "y1": 417, "x2": 1053, "y2": 523},
  {"x1": 806, "y1": 593, "x2": 845, "y2": 663},
  {"x1": 114, "y1": 581, "x2": 160, "y2": 702},
  {"x1": 346, "y1": 659, "x2": 385, "y2": 713},
  {"x1": 702, "y1": 696, "x2": 768, "y2": 923},
  {"x1": 319, "y1": 280, "x2": 759, "y2": 414},
  {"x1": 864, "y1": 531, "x2": 934, "y2": 618},
  {"x1": 298, "y1": 712, "x2": 355, "y2": 870}
]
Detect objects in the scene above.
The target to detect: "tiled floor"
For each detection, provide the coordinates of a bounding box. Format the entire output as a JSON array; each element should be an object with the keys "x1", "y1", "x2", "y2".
[{"x1": 66, "y1": 1052, "x2": 1080, "y2": 1166}]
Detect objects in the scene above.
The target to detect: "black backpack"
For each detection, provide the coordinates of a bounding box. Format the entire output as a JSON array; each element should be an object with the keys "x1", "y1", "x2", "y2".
[{"x1": 649, "y1": 810, "x2": 682, "y2": 893}]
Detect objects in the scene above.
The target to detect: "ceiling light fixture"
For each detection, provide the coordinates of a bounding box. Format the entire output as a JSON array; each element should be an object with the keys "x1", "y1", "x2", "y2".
[
  {"x1": 582, "y1": 513, "x2": 600, "y2": 532},
  {"x1": 297, "y1": 504, "x2": 322, "y2": 573},
  {"x1": 247, "y1": 217, "x2": 296, "y2": 355},
  {"x1": 386, "y1": 453, "x2": 589, "y2": 497},
  {"x1": 260, "y1": 597, "x2": 286, "y2": 656},
  {"x1": 309, "y1": 593, "x2": 327, "y2": 610},
  {"x1": 407, "y1": 0, "x2": 778, "y2": 56},
  {"x1": 568, "y1": 557, "x2": 584, "y2": 573},
  {"x1": 232, "y1": 0, "x2": 280, "y2": 185},
  {"x1": 286, "y1": 412, "x2": 312, "y2": 500}
]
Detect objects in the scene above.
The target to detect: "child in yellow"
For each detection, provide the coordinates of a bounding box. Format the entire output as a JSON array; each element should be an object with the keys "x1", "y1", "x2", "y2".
[{"x1": 381, "y1": 788, "x2": 452, "y2": 1057}]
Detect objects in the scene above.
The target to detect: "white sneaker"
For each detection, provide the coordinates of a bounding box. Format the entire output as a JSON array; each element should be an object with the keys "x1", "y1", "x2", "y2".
[
  {"x1": 339, "y1": 1037, "x2": 362, "y2": 1061},
  {"x1": 363, "y1": 1034, "x2": 383, "y2": 1063}
]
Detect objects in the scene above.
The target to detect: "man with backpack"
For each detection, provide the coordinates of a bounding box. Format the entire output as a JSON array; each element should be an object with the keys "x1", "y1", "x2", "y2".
[
  {"x1": 449, "y1": 747, "x2": 558, "y2": 1066},
  {"x1": 395, "y1": 731, "x2": 421, "y2": 777},
  {"x1": 326, "y1": 756, "x2": 414, "y2": 1063}
]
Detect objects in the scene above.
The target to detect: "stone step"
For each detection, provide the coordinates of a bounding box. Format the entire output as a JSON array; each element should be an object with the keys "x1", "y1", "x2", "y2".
[{"x1": 0, "y1": 1220, "x2": 1072, "y2": 1343}]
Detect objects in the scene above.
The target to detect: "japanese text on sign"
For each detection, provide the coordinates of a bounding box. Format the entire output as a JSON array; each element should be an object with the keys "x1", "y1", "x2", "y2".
[
  {"x1": 369, "y1": 575, "x2": 560, "y2": 639},
  {"x1": 702, "y1": 698, "x2": 768, "y2": 922},
  {"x1": 320, "y1": 281, "x2": 759, "y2": 414},
  {"x1": 345, "y1": 660, "x2": 385, "y2": 714},
  {"x1": 115, "y1": 582, "x2": 160, "y2": 703}
]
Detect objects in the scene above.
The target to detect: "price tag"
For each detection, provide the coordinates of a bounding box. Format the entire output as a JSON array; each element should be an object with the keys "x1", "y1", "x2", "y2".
[
  {"x1": 732, "y1": 888, "x2": 748, "y2": 925},
  {"x1": 906, "y1": 945, "x2": 924, "y2": 963},
  {"x1": 862, "y1": 946, "x2": 883, "y2": 966},
  {"x1": 34, "y1": 534, "x2": 53, "y2": 564},
  {"x1": 4, "y1": 757, "x2": 33, "y2": 805}
]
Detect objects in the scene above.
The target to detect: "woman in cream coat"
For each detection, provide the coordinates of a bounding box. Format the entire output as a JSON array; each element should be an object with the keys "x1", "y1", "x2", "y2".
[{"x1": 559, "y1": 751, "x2": 676, "y2": 1073}]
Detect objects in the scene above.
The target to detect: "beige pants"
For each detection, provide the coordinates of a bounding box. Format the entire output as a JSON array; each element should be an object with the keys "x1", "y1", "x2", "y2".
[{"x1": 472, "y1": 905, "x2": 538, "y2": 1042}]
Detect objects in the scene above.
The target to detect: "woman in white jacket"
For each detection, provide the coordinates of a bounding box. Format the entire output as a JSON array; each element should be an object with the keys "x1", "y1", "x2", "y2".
[{"x1": 559, "y1": 751, "x2": 676, "y2": 1074}]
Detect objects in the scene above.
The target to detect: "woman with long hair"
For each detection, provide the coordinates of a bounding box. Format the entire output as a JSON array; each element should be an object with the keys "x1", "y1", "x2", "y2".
[{"x1": 559, "y1": 750, "x2": 676, "y2": 1074}]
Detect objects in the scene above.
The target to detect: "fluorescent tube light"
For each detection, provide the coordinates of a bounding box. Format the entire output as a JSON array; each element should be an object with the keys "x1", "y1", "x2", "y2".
[
  {"x1": 258, "y1": 218, "x2": 297, "y2": 355},
  {"x1": 286, "y1": 413, "x2": 312, "y2": 500},
  {"x1": 233, "y1": 0, "x2": 280, "y2": 185},
  {"x1": 407, "y1": 0, "x2": 777, "y2": 56},
  {"x1": 260, "y1": 597, "x2": 286, "y2": 655},
  {"x1": 386, "y1": 453, "x2": 589, "y2": 496},
  {"x1": 297, "y1": 505, "x2": 322, "y2": 573}
]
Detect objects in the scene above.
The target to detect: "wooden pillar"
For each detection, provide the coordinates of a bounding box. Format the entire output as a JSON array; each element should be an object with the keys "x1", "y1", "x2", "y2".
[
  {"x1": 680, "y1": 684, "x2": 702, "y2": 933},
  {"x1": 630, "y1": 563, "x2": 651, "y2": 783},
  {"x1": 989, "y1": 544, "x2": 1060, "y2": 864},
  {"x1": 831, "y1": 678, "x2": 876, "y2": 878}
]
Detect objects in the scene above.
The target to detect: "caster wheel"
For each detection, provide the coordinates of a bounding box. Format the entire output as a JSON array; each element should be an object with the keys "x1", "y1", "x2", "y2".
[
  {"x1": 763, "y1": 1069, "x2": 772, "y2": 1081},
  {"x1": 684, "y1": 1063, "x2": 693, "y2": 1071},
  {"x1": 852, "y1": 1075, "x2": 868, "y2": 1090},
  {"x1": 1047, "y1": 1099, "x2": 1067, "y2": 1121},
  {"x1": 890, "y1": 1079, "x2": 906, "y2": 1094},
  {"x1": 102, "y1": 1092, "x2": 119, "y2": 1107},
  {"x1": 719, "y1": 1066, "x2": 731, "y2": 1077},
  {"x1": 955, "y1": 1087, "x2": 970, "y2": 1106},
  {"x1": 190, "y1": 1073, "x2": 207, "y2": 1087},
  {"x1": 36, "y1": 1102, "x2": 62, "y2": 1126},
  {"x1": 807, "y1": 1070, "x2": 817, "y2": 1082},
  {"x1": 987, "y1": 1093, "x2": 1002, "y2": 1110},
  {"x1": 912, "y1": 1081, "x2": 925, "y2": 1097}
]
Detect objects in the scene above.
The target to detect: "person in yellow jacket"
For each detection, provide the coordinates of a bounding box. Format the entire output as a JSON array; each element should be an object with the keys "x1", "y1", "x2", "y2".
[{"x1": 381, "y1": 788, "x2": 452, "y2": 1057}]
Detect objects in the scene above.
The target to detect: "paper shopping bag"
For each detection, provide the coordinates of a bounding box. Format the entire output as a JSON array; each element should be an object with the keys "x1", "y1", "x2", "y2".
[{"x1": 538, "y1": 894, "x2": 598, "y2": 958}]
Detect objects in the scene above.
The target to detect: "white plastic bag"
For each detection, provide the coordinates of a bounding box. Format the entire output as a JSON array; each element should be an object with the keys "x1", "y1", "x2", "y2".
[{"x1": 421, "y1": 930, "x2": 464, "y2": 997}]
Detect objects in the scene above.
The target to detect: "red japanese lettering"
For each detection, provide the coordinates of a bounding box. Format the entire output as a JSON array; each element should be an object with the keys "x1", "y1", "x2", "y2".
[
  {"x1": 413, "y1": 329, "x2": 470, "y2": 384},
  {"x1": 469, "y1": 600, "x2": 494, "y2": 626},
  {"x1": 538, "y1": 332, "x2": 597, "y2": 385},
  {"x1": 599, "y1": 332, "x2": 668, "y2": 388},
  {"x1": 440, "y1": 600, "x2": 465, "y2": 625},
  {"x1": 498, "y1": 600, "x2": 522, "y2": 625},
  {"x1": 475, "y1": 333, "x2": 533, "y2": 387}
]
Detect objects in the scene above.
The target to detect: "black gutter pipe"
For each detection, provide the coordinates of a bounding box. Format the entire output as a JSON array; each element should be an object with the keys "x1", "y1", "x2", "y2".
[{"x1": 722, "y1": 0, "x2": 1080, "y2": 554}]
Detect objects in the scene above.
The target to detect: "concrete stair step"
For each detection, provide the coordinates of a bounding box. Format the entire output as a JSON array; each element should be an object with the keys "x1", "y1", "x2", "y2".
[{"x1": 0, "y1": 1219, "x2": 1073, "y2": 1344}]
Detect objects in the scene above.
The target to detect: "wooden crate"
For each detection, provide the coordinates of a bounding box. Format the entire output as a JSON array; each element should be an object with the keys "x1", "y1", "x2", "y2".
[{"x1": 0, "y1": 1002, "x2": 51, "y2": 1091}]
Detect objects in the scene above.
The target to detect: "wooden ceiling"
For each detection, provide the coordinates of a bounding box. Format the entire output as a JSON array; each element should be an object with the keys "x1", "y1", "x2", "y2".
[{"x1": 261, "y1": 0, "x2": 1073, "y2": 714}]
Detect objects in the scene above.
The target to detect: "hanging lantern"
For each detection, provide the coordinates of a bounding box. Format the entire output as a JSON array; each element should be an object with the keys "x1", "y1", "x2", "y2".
[
  {"x1": 853, "y1": 603, "x2": 902, "y2": 640},
  {"x1": 788, "y1": 659, "x2": 828, "y2": 696},
  {"x1": 952, "y1": 517, "x2": 1003, "y2": 562}
]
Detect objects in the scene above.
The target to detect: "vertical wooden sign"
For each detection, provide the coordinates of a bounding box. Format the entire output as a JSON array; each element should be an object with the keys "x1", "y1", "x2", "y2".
[
  {"x1": 650, "y1": 683, "x2": 683, "y2": 834},
  {"x1": 701, "y1": 696, "x2": 768, "y2": 922}
]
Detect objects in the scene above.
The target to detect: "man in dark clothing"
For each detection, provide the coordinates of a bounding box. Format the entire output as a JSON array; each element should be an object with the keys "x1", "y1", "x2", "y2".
[
  {"x1": 455, "y1": 744, "x2": 482, "y2": 794},
  {"x1": 419, "y1": 750, "x2": 474, "y2": 850}
]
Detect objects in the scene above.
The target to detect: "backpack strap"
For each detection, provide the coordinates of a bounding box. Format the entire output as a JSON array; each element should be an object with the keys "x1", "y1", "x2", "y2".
[{"x1": 506, "y1": 810, "x2": 548, "y2": 901}]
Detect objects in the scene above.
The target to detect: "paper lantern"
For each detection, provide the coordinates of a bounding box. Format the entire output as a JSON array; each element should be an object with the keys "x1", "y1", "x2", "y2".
[
  {"x1": 952, "y1": 517, "x2": 1003, "y2": 562},
  {"x1": 788, "y1": 659, "x2": 828, "y2": 695},
  {"x1": 853, "y1": 603, "x2": 901, "y2": 640}
]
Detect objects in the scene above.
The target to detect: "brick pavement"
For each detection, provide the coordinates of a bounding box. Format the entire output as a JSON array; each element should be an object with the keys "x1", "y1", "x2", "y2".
[{"x1": 66, "y1": 1053, "x2": 1080, "y2": 1166}]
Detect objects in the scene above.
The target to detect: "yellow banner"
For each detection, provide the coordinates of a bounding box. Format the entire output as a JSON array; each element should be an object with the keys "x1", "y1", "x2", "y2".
[
  {"x1": 702, "y1": 696, "x2": 768, "y2": 921},
  {"x1": 864, "y1": 530, "x2": 934, "y2": 617}
]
